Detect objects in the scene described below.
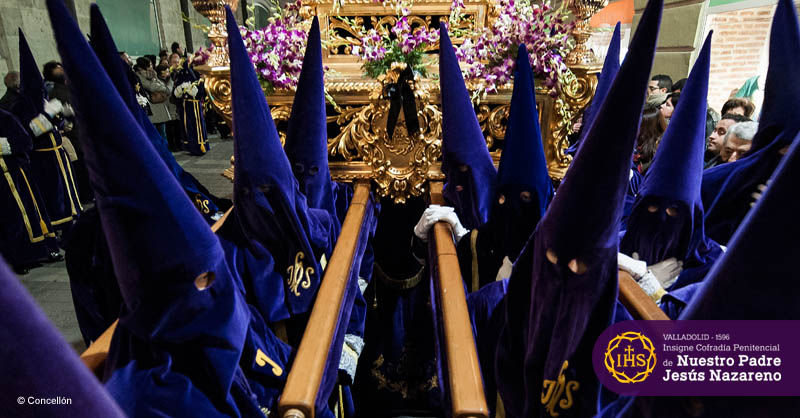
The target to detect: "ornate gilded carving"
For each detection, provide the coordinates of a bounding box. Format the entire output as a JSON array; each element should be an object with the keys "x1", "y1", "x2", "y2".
[
  {"x1": 201, "y1": 68, "x2": 233, "y2": 129},
  {"x1": 548, "y1": 66, "x2": 597, "y2": 177},
  {"x1": 191, "y1": 0, "x2": 240, "y2": 66},
  {"x1": 327, "y1": 63, "x2": 441, "y2": 203},
  {"x1": 199, "y1": 0, "x2": 604, "y2": 200},
  {"x1": 565, "y1": 0, "x2": 609, "y2": 65}
]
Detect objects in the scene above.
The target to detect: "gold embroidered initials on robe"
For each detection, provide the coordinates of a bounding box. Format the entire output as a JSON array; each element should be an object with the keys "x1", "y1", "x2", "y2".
[
  {"x1": 286, "y1": 252, "x2": 314, "y2": 296},
  {"x1": 541, "y1": 360, "x2": 580, "y2": 417}
]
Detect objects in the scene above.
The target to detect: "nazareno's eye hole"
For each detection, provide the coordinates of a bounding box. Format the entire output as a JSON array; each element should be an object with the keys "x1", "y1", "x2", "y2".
[
  {"x1": 545, "y1": 249, "x2": 558, "y2": 264},
  {"x1": 666, "y1": 207, "x2": 679, "y2": 217},
  {"x1": 195, "y1": 272, "x2": 216, "y2": 291},
  {"x1": 647, "y1": 205, "x2": 658, "y2": 213},
  {"x1": 520, "y1": 191, "x2": 532, "y2": 203},
  {"x1": 568, "y1": 259, "x2": 588, "y2": 274},
  {"x1": 308, "y1": 166, "x2": 319, "y2": 175},
  {"x1": 293, "y1": 163, "x2": 304, "y2": 174},
  {"x1": 258, "y1": 184, "x2": 271, "y2": 193},
  {"x1": 498, "y1": 194, "x2": 506, "y2": 204},
  {"x1": 458, "y1": 164, "x2": 469, "y2": 173}
]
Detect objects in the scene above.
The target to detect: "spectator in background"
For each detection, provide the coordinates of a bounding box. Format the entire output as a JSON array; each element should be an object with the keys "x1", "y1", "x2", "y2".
[
  {"x1": 144, "y1": 54, "x2": 158, "y2": 69},
  {"x1": 134, "y1": 57, "x2": 173, "y2": 145},
  {"x1": 647, "y1": 91, "x2": 673, "y2": 121},
  {"x1": 705, "y1": 113, "x2": 749, "y2": 168},
  {"x1": 155, "y1": 63, "x2": 181, "y2": 150},
  {"x1": 168, "y1": 52, "x2": 181, "y2": 68},
  {"x1": 119, "y1": 51, "x2": 132, "y2": 67},
  {"x1": 648, "y1": 74, "x2": 672, "y2": 97},
  {"x1": 158, "y1": 49, "x2": 168, "y2": 66},
  {"x1": 720, "y1": 97, "x2": 755, "y2": 119},
  {"x1": 171, "y1": 41, "x2": 185, "y2": 58},
  {"x1": 671, "y1": 78, "x2": 687, "y2": 94},
  {"x1": 719, "y1": 121, "x2": 757, "y2": 163},
  {"x1": 0, "y1": 71, "x2": 20, "y2": 111},
  {"x1": 633, "y1": 103, "x2": 667, "y2": 174}
]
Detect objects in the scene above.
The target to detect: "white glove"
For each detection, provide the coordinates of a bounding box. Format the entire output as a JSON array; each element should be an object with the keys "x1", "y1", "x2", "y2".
[
  {"x1": 43, "y1": 98, "x2": 64, "y2": 117},
  {"x1": 636, "y1": 271, "x2": 667, "y2": 304},
  {"x1": 437, "y1": 210, "x2": 469, "y2": 243},
  {"x1": 188, "y1": 85, "x2": 199, "y2": 98},
  {"x1": 618, "y1": 252, "x2": 647, "y2": 280},
  {"x1": 136, "y1": 94, "x2": 150, "y2": 108},
  {"x1": 0, "y1": 137, "x2": 11, "y2": 155},
  {"x1": 61, "y1": 102, "x2": 75, "y2": 117},
  {"x1": 649, "y1": 257, "x2": 683, "y2": 288},
  {"x1": 29, "y1": 114, "x2": 54, "y2": 137},
  {"x1": 414, "y1": 205, "x2": 467, "y2": 242}
]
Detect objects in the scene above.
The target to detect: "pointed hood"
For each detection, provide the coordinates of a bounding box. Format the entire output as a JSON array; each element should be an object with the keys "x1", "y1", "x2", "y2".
[
  {"x1": 48, "y1": 0, "x2": 250, "y2": 413},
  {"x1": 227, "y1": 6, "x2": 332, "y2": 316},
  {"x1": 90, "y1": 4, "x2": 225, "y2": 222},
  {"x1": 621, "y1": 33, "x2": 714, "y2": 265},
  {"x1": 751, "y1": 0, "x2": 800, "y2": 152},
  {"x1": 542, "y1": 0, "x2": 661, "y2": 260},
  {"x1": 284, "y1": 16, "x2": 337, "y2": 221},
  {"x1": 18, "y1": 29, "x2": 46, "y2": 115},
  {"x1": 492, "y1": 44, "x2": 554, "y2": 260},
  {"x1": 579, "y1": 22, "x2": 622, "y2": 146},
  {"x1": 494, "y1": 2, "x2": 663, "y2": 415},
  {"x1": 89, "y1": 6, "x2": 140, "y2": 118},
  {"x1": 0, "y1": 258, "x2": 126, "y2": 418},
  {"x1": 50, "y1": 0, "x2": 223, "y2": 304},
  {"x1": 683, "y1": 130, "x2": 800, "y2": 320},
  {"x1": 439, "y1": 23, "x2": 497, "y2": 229}
]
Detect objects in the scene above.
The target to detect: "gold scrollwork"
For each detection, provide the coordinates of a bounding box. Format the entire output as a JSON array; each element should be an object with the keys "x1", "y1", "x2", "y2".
[
  {"x1": 541, "y1": 360, "x2": 580, "y2": 418},
  {"x1": 201, "y1": 71, "x2": 234, "y2": 130},
  {"x1": 286, "y1": 252, "x2": 314, "y2": 296},
  {"x1": 326, "y1": 63, "x2": 441, "y2": 203},
  {"x1": 548, "y1": 68, "x2": 597, "y2": 177}
]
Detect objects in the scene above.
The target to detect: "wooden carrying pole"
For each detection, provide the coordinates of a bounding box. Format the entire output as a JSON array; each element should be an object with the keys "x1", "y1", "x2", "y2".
[
  {"x1": 428, "y1": 181, "x2": 489, "y2": 418},
  {"x1": 618, "y1": 270, "x2": 669, "y2": 321},
  {"x1": 279, "y1": 180, "x2": 372, "y2": 418}
]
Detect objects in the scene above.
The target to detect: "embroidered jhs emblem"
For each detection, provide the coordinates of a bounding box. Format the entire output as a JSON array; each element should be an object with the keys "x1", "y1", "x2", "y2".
[
  {"x1": 541, "y1": 360, "x2": 580, "y2": 417},
  {"x1": 286, "y1": 252, "x2": 314, "y2": 296},
  {"x1": 194, "y1": 194, "x2": 210, "y2": 214}
]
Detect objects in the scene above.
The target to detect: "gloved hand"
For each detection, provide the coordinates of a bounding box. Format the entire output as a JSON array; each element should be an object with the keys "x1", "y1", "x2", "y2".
[
  {"x1": 618, "y1": 252, "x2": 647, "y2": 280},
  {"x1": 44, "y1": 98, "x2": 64, "y2": 117},
  {"x1": 437, "y1": 209, "x2": 469, "y2": 243},
  {"x1": 61, "y1": 102, "x2": 75, "y2": 118},
  {"x1": 414, "y1": 205, "x2": 468, "y2": 243},
  {"x1": 636, "y1": 271, "x2": 667, "y2": 304},
  {"x1": 0, "y1": 137, "x2": 11, "y2": 156},
  {"x1": 649, "y1": 257, "x2": 683, "y2": 288}
]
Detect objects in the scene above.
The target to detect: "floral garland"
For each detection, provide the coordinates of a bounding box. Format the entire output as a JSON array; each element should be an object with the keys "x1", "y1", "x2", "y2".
[
  {"x1": 349, "y1": 0, "x2": 440, "y2": 79},
  {"x1": 239, "y1": 0, "x2": 311, "y2": 94},
  {"x1": 455, "y1": 0, "x2": 574, "y2": 98}
]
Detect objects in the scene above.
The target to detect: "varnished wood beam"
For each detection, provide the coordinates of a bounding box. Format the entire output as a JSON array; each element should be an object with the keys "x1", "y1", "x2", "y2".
[
  {"x1": 279, "y1": 180, "x2": 371, "y2": 418},
  {"x1": 429, "y1": 181, "x2": 489, "y2": 418}
]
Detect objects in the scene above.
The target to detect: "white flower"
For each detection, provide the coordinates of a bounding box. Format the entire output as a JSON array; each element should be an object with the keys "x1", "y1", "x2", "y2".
[{"x1": 136, "y1": 94, "x2": 149, "y2": 107}]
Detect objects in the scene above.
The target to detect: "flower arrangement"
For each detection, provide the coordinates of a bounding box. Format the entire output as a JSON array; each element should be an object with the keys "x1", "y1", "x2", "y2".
[
  {"x1": 455, "y1": 0, "x2": 574, "y2": 98},
  {"x1": 191, "y1": 44, "x2": 214, "y2": 66},
  {"x1": 239, "y1": 0, "x2": 310, "y2": 94},
  {"x1": 349, "y1": 1, "x2": 440, "y2": 79}
]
